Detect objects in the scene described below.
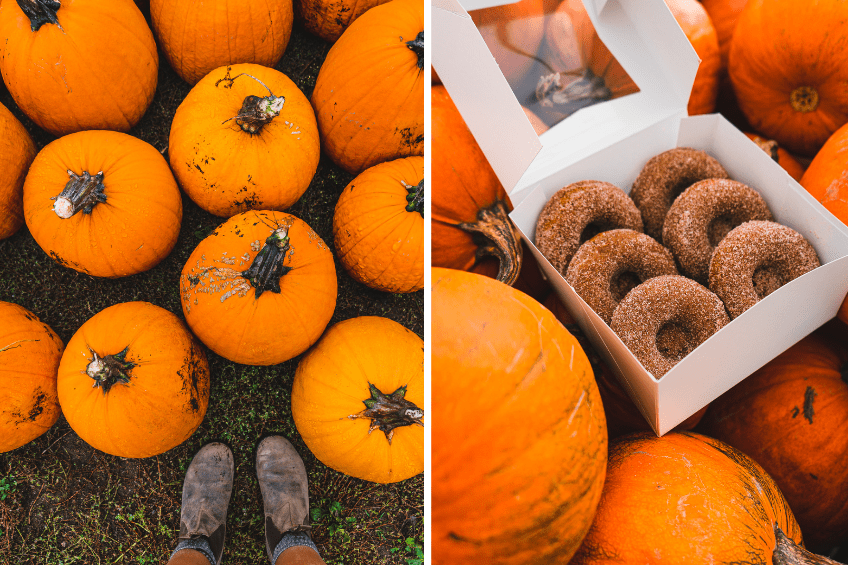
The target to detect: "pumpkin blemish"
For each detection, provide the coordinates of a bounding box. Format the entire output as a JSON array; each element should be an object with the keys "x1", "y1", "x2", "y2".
[{"x1": 803, "y1": 386, "x2": 816, "y2": 424}]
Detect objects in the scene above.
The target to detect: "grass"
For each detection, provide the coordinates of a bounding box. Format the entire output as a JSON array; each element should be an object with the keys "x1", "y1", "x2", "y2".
[{"x1": 0, "y1": 2, "x2": 424, "y2": 563}]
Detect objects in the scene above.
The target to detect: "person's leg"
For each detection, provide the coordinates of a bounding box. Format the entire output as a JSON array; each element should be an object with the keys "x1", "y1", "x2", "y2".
[
  {"x1": 167, "y1": 442, "x2": 234, "y2": 565},
  {"x1": 256, "y1": 436, "x2": 327, "y2": 565}
]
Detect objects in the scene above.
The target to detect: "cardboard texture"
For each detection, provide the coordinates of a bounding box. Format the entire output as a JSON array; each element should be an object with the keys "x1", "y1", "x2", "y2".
[{"x1": 433, "y1": 0, "x2": 848, "y2": 434}]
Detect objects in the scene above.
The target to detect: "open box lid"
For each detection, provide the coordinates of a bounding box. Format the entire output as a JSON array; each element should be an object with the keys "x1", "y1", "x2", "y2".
[{"x1": 432, "y1": 0, "x2": 701, "y2": 204}]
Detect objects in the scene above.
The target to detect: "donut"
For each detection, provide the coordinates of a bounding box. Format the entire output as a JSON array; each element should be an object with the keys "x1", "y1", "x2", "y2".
[
  {"x1": 662, "y1": 179, "x2": 774, "y2": 283},
  {"x1": 610, "y1": 275, "x2": 730, "y2": 378},
  {"x1": 630, "y1": 147, "x2": 730, "y2": 241},
  {"x1": 535, "y1": 180, "x2": 643, "y2": 274},
  {"x1": 565, "y1": 229, "x2": 679, "y2": 323},
  {"x1": 708, "y1": 220, "x2": 821, "y2": 319}
]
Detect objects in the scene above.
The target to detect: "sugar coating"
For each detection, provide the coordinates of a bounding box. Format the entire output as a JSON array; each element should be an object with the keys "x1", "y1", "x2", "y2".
[
  {"x1": 610, "y1": 275, "x2": 730, "y2": 378},
  {"x1": 630, "y1": 147, "x2": 730, "y2": 241},
  {"x1": 662, "y1": 179, "x2": 774, "y2": 284},
  {"x1": 709, "y1": 220, "x2": 821, "y2": 319},
  {"x1": 535, "y1": 180, "x2": 643, "y2": 275},
  {"x1": 566, "y1": 229, "x2": 679, "y2": 323}
]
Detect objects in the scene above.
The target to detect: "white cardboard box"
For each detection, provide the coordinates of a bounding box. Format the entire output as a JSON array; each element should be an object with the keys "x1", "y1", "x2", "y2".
[{"x1": 433, "y1": 0, "x2": 848, "y2": 434}]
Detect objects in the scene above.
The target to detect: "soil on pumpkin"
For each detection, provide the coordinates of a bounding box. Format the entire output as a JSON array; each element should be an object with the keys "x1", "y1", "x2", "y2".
[{"x1": 0, "y1": 2, "x2": 424, "y2": 564}]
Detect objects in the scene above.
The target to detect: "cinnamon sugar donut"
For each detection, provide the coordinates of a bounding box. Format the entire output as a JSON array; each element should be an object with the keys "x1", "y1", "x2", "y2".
[
  {"x1": 535, "y1": 180, "x2": 643, "y2": 274},
  {"x1": 610, "y1": 275, "x2": 730, "y2": 378},
  {"x1": 630, "y1": 148, "x2": 730, "y2": 241},
  {"x1": 565, "y1": 229, "x2": 679, "y2": 323},
  {"x1": 662, "y1": 179, "x2": 774, "y2": 283},
  {"x1": 708, "y1": 220, "x2": 821, "y2": 319}
]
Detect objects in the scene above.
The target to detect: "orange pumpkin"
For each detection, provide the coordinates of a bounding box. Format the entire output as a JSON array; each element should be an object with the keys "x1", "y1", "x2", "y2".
[
  {"x1": 0, "y1": 102, "x2": 35, "y2": 240},
  {"x1": 700, "y1": 321, "x2": 848, "y2": 549},
  {"x1": 150, "y1": 0, "x2": 293, "y2": 85},
  {"x1": 169, "y1": 64, "x2": 320, "y2": 218},
  {"x1": 296, "y1": 0, "x2": 389, "y2": 43},
  {"x1": 570, "y1": 431, "x2": 814, "y2": 565},
  {"x1": 22, "y1": 130, "x2": 182, "y2": 278},
  {"x1": 0, "y1": 0, "x2": 157, "y2": 136},
  {"x1": 432, "y1": 267, "x2": 607, "y2": 565},
  {"x1": 57, "y1": 301, "x2": 209, "y2": 458},
  {"x1": 665, "y1": 0, "x2": 721, "y2": 115},
  {"x1": 700, "y1": 0, "x2": 748, "y2": 74},
  {"x1": 292, "y1": 316, "x2": 423, "y2": 484},
  {"x1": 0, "y1": 301, "x2": 64, "y2": 453},
  {"x1": 728, "y1": 0, "x2": 848, "y2": 156},
  {"x1": 745, "y1": 132, "x2": 805, "y2": 182},
  {"x1": 333, "y1": 157, "x2": 423, "y2": 293},
  {"x1": 311, "y1": 0, "x2": 423, "y2": 174},
  {"x1": 431, "y1": 85, "x2": 523, "y2": 285},
  {"x1": 180, "y1": 211, "x2": 337, "y2": 366},
  {"x1": 800, "y1": 121, "x2": 848, "y2": 204}
]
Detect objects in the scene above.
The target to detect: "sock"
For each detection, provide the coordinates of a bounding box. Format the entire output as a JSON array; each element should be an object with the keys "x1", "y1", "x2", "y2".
[
  {"x1": 171, "y1": 536, "x2": 217, "y2": 565},
  {"x1": 270, "y1": 531, "x2": 320, "y2": 565}
]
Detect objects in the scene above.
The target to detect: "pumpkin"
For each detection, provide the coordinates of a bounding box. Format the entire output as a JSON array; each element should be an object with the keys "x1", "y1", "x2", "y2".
[
  {"x1": 150, "y1": 0, "x2": 293, "y2": 85},
  {"x1": 169, "y1": 64, "x2": 320, "y2": 218},
  {"x1": 543, "y1": 293, "x2": 706, "y2": 438},
  {"x1": 292, "y1": 316, "x2": 423, "y2": 483},
  {"x1": 728, "y1": 0, "x2": 848, "y2": 156},
  {"x1": 0, "y1": 102, "x2": 35, "y2": 240},
  {"x1": 800, "y1": 121, "x2": 848, "y2": 204},
  {"x1": 431, "y1": 85, "x2": 523, "y2": 286},
  {"x1": 0, "y1": 0, "x2": 158, "y2": 136},
  {"x1": 745, "y1": 132, "x2": 805, "y2": 182},
  {"x1": 570, "y1": 431, "x2": 825, "y2": 565},
  {"x1": 699, "y1": 320, "x2": 848, "y2": 549},
  {"x1": 0, "y1": 301, "x2": 64, "y2": 453},
  {"x1": 333, "y1": 157, "x2": 424, "y2": 293},
  {"x1": 665, "y1": 0, "x2": 721, "y2": 116},
  {"x1": 296, "y1": 0, "x2": 389, "y2": 43},
  {"x1": 311, "y1": 0, "x2": 423, "y2": 174},
  {"x1": 432, "y1": 267, "x2": 607, "y2": 565},
  {"x1": 22, "y1": 130, "x2": 182, "y2": 278},
  {"x1": 56, "y1": 301, "x2": 210, "y2": 458},
  {"x1": 180, "y1": 210, "x2": 337, "y2": 366},
  {"x1": 531, "y1": 0, "x2": 639, "y2": 126},
  {"x1": 700, "y1": 0, "x2": 748, "y2": 74}
]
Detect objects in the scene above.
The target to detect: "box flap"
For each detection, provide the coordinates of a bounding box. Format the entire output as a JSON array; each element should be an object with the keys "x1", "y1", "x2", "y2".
[{"x1": 433, "y1": 0, "x2": 700, "y2": 201}]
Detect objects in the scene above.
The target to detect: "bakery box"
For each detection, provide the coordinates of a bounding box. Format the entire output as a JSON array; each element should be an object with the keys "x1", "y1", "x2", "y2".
[{"x1": 432, "y1": 0, "x2": 848, "y2": 434}]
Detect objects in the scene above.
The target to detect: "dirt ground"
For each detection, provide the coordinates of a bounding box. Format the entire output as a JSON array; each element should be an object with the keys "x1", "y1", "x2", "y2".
[{"x1": 0, "y1": 2, "x2": 423, "y2": 564}]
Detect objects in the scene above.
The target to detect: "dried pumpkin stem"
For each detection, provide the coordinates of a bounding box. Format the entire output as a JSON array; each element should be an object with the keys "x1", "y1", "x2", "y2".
[
  {"x1": 772, "y1": 524, "x2": 842, "y2": 564},
  {"x1": 457, "y1": 199, "x2": 523, "y2": 286},
  {"x1": 217, "y1": 70, "x2": 285, "y2": 134},
  {"x1": 536, "y1": 68, "x2": 611, "y2": 115},
  {"x1": 349, "y1": 383, "x2": 424, "y2": 444},
  {"x1": 790, "y1": 86, "x2": 819, "y2": 113},
  {"x1": 16, "y1": 0, "x2": 61, "y2": 32},
  {"x1": 750, "y1": 136, "x2": 780, "y2": 163},
  {"x1": 405, "y1": 179, "x2": 424, "y2": 215},
  {"x1": 52, "y1": 170, "x2": 106, "y2": 219},
  {"x1": 406, "y1": 31, "x2": 424, "y2": 70},
  {"x1": 86, "y1": 346, "x2": 134, "y2": 394},
  {"x1": 242, "y1": 227, "x2": 292, "y2": 298}
]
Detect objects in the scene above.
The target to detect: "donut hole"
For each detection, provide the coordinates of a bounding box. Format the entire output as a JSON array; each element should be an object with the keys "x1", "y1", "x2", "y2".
[
  {"x1": 707, "y1": 215, "x2": 737, "y2": 247},
  {"x1": 580, "y1": 221, "x2": 616, "y2": 246},
  {"x1": 656, "y1": 319, "x2": 697, "y2": 363},
  {"x1": 752, "y1": 263, "x2": 787, "y2": 299},
  {"x1": 610, "y1": 270, "x2": 643, "y2": 302}
]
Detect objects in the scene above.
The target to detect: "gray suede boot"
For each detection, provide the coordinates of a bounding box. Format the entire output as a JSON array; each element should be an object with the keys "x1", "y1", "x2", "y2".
[
  {"x1": 172, "y1": 442, "x2": 234, "y2": 565},
  {"x1": 256, "y1": 436, "x2": 319, "y2": 564}
]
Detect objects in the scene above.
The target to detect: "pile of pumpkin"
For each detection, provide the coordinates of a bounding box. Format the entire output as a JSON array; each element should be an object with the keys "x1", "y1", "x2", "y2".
[
  {"x1": 433, "y1": 0, "x2": 848, "y2": 562},
  {"x1": 0, "y1": 0, "x2": 424, "y2": 487}
]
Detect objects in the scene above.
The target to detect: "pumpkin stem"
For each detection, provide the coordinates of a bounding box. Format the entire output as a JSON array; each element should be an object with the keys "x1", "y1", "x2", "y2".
[
  {"x1": 406, "y1": 31, "x2": 424, "y2": 70},
  {"x1": 535, "y1": 68, "x2": 612, "y2": 117},
  {"x1": 86, "y1": 346, "x2": 134, "y2": 394},
  {"x1": 51, "y1": 170, "x2": 107, "y2": 219},
  {"x1": 457, "y1": 199, "x2": 523, "y2": 286},
  {"x1": 404, "y1": 179, "x2": 424, "y2": 215},
  {"x1": 241, "y1": 227, "x2": 292, "y2": 298},
  {"x1": 348, "y1": 383, "x2": 424, "y2": 444},
  {"x1": 790, "y1": 86, "x2": 819, "y2": 113},
  {"x1": 772, "y1": 524, "x2": 842, "y2": 564},
  {"x1": 16, "y1": 0, "x2": 61, "y2": 32},
  {"x1": 217, "y1": 69, "x2": 285, "y2": 134},
  {"x1": 750, "y1": 136, "x2": 780, "y2": 163}
]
